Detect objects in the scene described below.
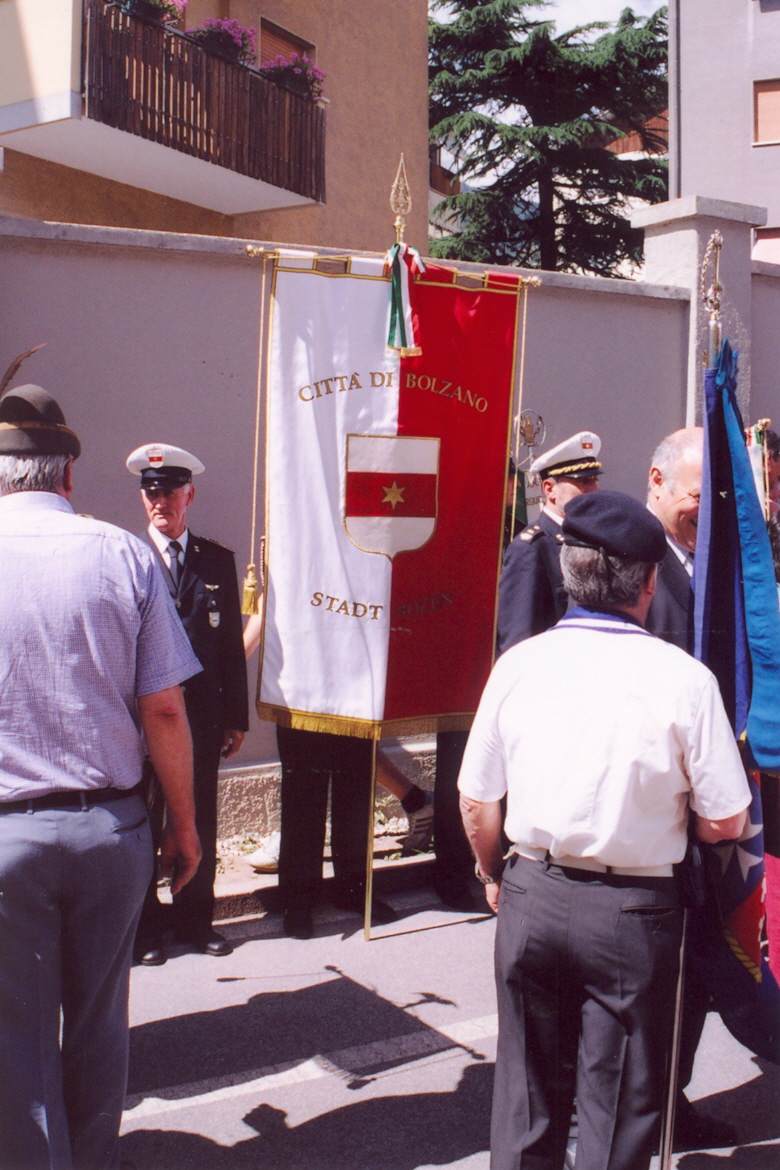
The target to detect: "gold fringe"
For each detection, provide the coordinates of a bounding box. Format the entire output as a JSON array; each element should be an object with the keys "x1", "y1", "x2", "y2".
[
  {"x1": 241, "y1": 563, "x2": 259, "y2": 615},
  {"x1": 255, "y1": 703, "x2": 474, "y2": 739}
]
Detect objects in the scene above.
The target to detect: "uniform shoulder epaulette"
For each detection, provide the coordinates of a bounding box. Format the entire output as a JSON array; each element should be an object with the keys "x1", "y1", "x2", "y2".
[
  {"x1": 192, "y1": 534, "x2": 236, "y2": 554},
  {"x1": 520, "y1": 524, "x2": 543, "y2": 543}
]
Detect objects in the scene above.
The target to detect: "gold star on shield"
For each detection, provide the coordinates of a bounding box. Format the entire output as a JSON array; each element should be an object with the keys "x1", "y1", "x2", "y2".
[{"x1": 382, "y1": 480, "x2": 406, "y2": 510}]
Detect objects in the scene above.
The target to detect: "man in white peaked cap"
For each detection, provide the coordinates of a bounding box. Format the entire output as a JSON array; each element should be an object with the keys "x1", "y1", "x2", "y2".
[
  {"x1": 127, "y1": 442, "x2": 248, "y2": 964},
  {"x1": 497, "y1": 431, "x2": 602, "y2": 652}
]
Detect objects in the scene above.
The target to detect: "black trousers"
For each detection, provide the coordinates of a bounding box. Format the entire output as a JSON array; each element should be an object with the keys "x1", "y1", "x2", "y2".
[
  {"x1": 433, "y1": 730, "x2": 476, "y2": 897},
  {"x1": 137, "y1": 731, "x2": 222, "y2": 943},
  {"x1": 277, "y1": 726, "x2": 373, "y2": 911},
  {"x1": 491, "y1": 855, "x2": 682, "y2": 1170}
]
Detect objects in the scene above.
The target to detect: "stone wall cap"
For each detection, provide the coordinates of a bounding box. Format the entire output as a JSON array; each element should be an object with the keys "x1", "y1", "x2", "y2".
[{"x1": 632, "y1": 196, "x2": 768, "y2": 231}]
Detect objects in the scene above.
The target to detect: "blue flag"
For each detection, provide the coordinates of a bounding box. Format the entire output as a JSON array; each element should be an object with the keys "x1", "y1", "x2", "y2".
[{"x1": 692, "y1": 339, "x2": 780, "y2": 1063}]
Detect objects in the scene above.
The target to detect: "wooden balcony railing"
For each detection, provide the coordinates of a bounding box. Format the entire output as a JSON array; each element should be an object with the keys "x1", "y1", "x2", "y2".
[{"x1": 83, "y1": 0, "x2": 326, "y2": 203}]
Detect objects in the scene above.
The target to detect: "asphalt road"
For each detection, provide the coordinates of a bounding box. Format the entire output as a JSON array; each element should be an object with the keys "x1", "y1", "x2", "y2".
[{"x1": 121, "y1": 884, "x2": 780, "y2": 1170}]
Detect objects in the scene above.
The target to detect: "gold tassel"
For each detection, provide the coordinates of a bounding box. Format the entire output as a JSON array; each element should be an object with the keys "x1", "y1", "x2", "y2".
[{"x1": 241, "y1": 563, "x2": 259, "y2": 615}]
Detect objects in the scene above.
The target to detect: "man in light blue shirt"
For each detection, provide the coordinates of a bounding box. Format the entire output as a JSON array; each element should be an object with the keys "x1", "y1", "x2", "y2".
[{"x1": 0, "y1": 383, "x2": 202, "y2": 1170}]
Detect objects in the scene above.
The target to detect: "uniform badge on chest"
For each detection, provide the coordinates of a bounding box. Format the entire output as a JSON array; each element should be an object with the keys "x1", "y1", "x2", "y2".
[{"x1": 205, "y1": 583, "x2": 220, "y2": 626}]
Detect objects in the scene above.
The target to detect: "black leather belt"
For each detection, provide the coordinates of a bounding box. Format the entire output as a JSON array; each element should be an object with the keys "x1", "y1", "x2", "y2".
[{"x1": 0, "y1": 782, "x2": 143, "y2": 814}]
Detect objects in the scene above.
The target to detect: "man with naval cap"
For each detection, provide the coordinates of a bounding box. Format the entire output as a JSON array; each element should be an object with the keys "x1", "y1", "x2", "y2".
[
  {"x1": 497, "y1": 430, "x2": 601, "y2": 653},
  {"x1": 458, "y1": 490, "x2": 751, "y2": 1170},
  {"x1": 127, "y1": 442, "x2": 248, "y2": 963},
  {"x1": 0, "y1": 385, "x2": 201, "y2": 1169}
]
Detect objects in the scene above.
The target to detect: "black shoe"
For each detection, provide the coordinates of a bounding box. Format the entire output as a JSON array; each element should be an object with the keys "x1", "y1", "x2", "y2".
[
  {"x1": 332, "y1": 891, "x2": 398, "y2": 924},
  {"x1": 134, "y1": 939, "x2": 166, "y2": 966},
  {"x1": 284, "y1": 906, "x2": 313, "y2": 939},
  {"x1": 673, "y1": 1092, "x2": 739, "y2": 1151},
  {"x1": 175, "y1": 928, "x2": 233, "y2": 956}
]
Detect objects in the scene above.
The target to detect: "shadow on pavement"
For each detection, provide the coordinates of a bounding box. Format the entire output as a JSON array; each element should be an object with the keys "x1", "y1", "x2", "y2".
[
  {"x1": 122, "y1": 1060, "x2": 492, "y2": 1170},
  {"x1": 127, "y1": 966, "x2": 484, "y2": 1098}
]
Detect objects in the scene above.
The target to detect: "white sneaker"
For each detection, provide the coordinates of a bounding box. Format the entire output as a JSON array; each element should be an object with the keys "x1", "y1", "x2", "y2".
[
  {"x1": 401, "y1": 793, "x2": 434, "y2": 854},
  {"x1": 246, "y1": 831, "x2": 281, "y2": 873}
]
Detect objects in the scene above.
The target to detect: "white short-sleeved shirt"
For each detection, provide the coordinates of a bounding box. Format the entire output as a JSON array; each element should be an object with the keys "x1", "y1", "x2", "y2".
[{"x1": 458, "y1": 608, "x2": 751, "y2": 868}]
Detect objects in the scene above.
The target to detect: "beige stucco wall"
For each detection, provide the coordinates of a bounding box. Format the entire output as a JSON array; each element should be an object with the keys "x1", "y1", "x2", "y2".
[
  {"x1": 0, "y1": 148, "x2": 232, "y2": 235},
  {"x1": 231, "y1": 0, "x2": 431, "y2": 253},
  {"x1": 0, "y1": 0, "x2": 80, "y2": 110}
]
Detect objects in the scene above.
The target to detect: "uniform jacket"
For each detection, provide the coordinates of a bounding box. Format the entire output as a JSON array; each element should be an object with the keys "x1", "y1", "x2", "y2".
[
  {"x1": 140, "y1": 529, "x2": 248, "y2": 746},
  {"x1": 497, "y1": 510, "x2": 567, "y2": 654},
  {"x1": 645, "y1": 542, "x2": 693, "y2": 651}
]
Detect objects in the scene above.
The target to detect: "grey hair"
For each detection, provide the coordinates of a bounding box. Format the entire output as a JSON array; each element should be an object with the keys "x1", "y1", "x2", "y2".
[
  {"x1": 648, "y1": 428, "x2": 703, "y2": 495},
  {"x1": 560, "y1": 544, "x2": 655, "y2": 609},
  {"x1": 0, "y1": 454, "x2": 70, "y2": 496}
]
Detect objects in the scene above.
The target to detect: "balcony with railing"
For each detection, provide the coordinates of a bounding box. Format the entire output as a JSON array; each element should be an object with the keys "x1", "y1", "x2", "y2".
[{"x1": 0, "y1": 0, "x2": 326, "y2": 215}]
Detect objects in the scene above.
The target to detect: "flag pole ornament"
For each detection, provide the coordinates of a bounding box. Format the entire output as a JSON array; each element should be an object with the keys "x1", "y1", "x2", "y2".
[
  {"x1": 386, "y1": 154, "x2": 424, "y2": 356},
  {"x1": 692, "y1": 324, "x2": 780, "y2": 1064},
  {"x1": 700, "y1": 229, "x2": 724, "y2": 368}
]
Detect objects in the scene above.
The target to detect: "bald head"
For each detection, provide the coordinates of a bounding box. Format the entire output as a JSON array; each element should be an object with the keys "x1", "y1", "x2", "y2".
[{"x1": 647, "y1": 427, "x2": 703, "y2": 553}]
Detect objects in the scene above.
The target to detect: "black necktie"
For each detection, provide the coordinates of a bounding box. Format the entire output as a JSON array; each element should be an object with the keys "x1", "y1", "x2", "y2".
[{"x1": 168, "y1": 540, "x2": 183, "y2": 588}]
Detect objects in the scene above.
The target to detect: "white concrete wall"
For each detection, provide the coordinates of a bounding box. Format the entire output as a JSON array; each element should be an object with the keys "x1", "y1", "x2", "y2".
[
  {"x1": 0, "y1": 0, "x2": 81, "y2": 129},
  {"x1": 0, "y1": 215, "x2": 692, "y2": 763},
  {"x1": 677, "y1": 0, "x2": 780, "y2": 230}
]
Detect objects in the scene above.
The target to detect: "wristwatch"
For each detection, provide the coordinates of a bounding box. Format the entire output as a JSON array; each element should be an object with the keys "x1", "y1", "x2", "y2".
[{"x1": 474, "y1": 862, "x2": 501, "y2": 885}]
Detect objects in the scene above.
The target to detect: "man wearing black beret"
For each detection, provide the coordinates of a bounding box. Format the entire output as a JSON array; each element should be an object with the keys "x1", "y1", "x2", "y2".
[{"x1": 458, "y1": 490, "x2": 751, "y2": 1170}]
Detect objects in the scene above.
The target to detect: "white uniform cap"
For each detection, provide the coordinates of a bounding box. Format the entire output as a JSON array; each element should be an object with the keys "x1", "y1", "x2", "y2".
[
  {"x1": 529, "y1": 431, "x2": 602, "y2": 479},
  {"x1": 126, "y1": 443, "x2": 205, "y2": 487}
]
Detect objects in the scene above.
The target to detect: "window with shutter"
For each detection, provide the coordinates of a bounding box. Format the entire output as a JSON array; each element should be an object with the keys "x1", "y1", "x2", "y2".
[
  {"x1": 755, "y1": 80, "x2": 780, "y2": 145},
  {"x1": 260, "y1": 19, "x2": 314, "y2": 66}
]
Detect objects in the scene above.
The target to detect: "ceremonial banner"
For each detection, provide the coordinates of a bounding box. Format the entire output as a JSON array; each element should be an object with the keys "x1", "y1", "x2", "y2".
[
  {"x1": 258, "y1": 251, "x2": 522, "y2": 736},
  {"x1": 692, "y1": 339, "x2": 780, "y2": 1063}
]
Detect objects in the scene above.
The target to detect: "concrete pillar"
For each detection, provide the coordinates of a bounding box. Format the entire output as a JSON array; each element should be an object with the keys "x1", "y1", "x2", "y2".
[{"x1": 632, "y1": 196, "x2": 766, "y2": 422}]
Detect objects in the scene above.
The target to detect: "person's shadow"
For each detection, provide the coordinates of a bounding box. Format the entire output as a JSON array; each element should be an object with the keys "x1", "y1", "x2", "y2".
[
  {"x1": 124, "y1": 964, "x2": 492, "y2": 1168},
  {"x1": 123, "y1": 1061, "x2": 492, "y2": 1169}
]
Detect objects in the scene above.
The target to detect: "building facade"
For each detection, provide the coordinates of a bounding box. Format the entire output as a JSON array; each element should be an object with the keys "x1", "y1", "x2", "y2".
[
  {"x1": 670, "y1": 0, "x2": 780, "y2": 262},
  {"x1": 0, "y1": 0, "x2": 429, "y2": 252}
]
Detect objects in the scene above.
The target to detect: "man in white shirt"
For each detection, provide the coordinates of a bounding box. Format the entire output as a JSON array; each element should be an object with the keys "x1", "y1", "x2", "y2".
[{"x1": 459, "y1": 490, "x2": 750, "y2": 1170}]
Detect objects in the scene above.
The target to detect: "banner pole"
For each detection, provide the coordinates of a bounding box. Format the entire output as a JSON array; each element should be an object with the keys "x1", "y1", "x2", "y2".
[
  {"x1": 364, "y1": 738, "x2": 378, "y2": 941},
  {"x1": 659, "y1": 907, "x2": 688, "y2": 1170}
]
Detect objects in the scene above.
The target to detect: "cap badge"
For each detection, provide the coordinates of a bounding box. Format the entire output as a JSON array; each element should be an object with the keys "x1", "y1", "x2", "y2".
[{"x1": 146, "y1": 447, "x2": 165, "y2": 466}]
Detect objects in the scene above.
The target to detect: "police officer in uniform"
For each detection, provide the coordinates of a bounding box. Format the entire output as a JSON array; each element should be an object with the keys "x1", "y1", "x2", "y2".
[
  {"x1": 497, "y1": 431, "x2": 602, "y2": 653},
  {"x1": 127, "y1": 443, "x2": 248, "y2": 962}
]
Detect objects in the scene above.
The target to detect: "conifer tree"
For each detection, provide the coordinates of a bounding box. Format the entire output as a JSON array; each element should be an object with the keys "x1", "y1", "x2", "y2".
[{"x1": 429, "y1": 2, "x2": 668, "y2": 275}]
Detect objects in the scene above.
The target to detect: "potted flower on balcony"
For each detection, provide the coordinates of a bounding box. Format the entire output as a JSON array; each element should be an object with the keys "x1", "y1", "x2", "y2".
[
  {"x1": 259, "y1": 53, "x2": 325, "y2": 101},
  {"x1": 119, "y1": 0, "x2": 186, "y2": 25},
  {"x1": 189, "y1": 17, "x2": 257, "y2": 65}
]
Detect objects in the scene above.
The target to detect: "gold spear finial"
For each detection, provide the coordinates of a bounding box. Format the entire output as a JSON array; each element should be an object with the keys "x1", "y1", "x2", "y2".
[
  {"x1": 390, "y1": 154, "x2": 412, "y2": 245},
  {"x1": 700, "y1": 231, "x2": 724, "y2": 367}
]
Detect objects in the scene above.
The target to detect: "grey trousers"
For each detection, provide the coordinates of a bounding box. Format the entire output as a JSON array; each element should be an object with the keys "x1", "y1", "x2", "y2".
[
  {"x1": 0, "y1": 792, "x2": 152, "y2": 1170},
  {"x1": 491, "y1": 855, "x2": 682, "y2": 1170}
]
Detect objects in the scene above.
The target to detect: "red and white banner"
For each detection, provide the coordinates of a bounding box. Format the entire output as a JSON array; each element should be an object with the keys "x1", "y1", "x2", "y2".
[{"x1": 257, "y1": 250, "x2": 522, "y2": 736}]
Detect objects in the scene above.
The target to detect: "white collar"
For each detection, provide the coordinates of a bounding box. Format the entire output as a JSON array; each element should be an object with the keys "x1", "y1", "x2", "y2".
[
  {"x1": 0, "y1": 491, "x2": 74, "y2": 514},
  {"x1": 542, "y1": 504, "x2": 564, "y2": 526},
  {"x1": 147, "y1": 524, "x2": 189, "y2": 557}
]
